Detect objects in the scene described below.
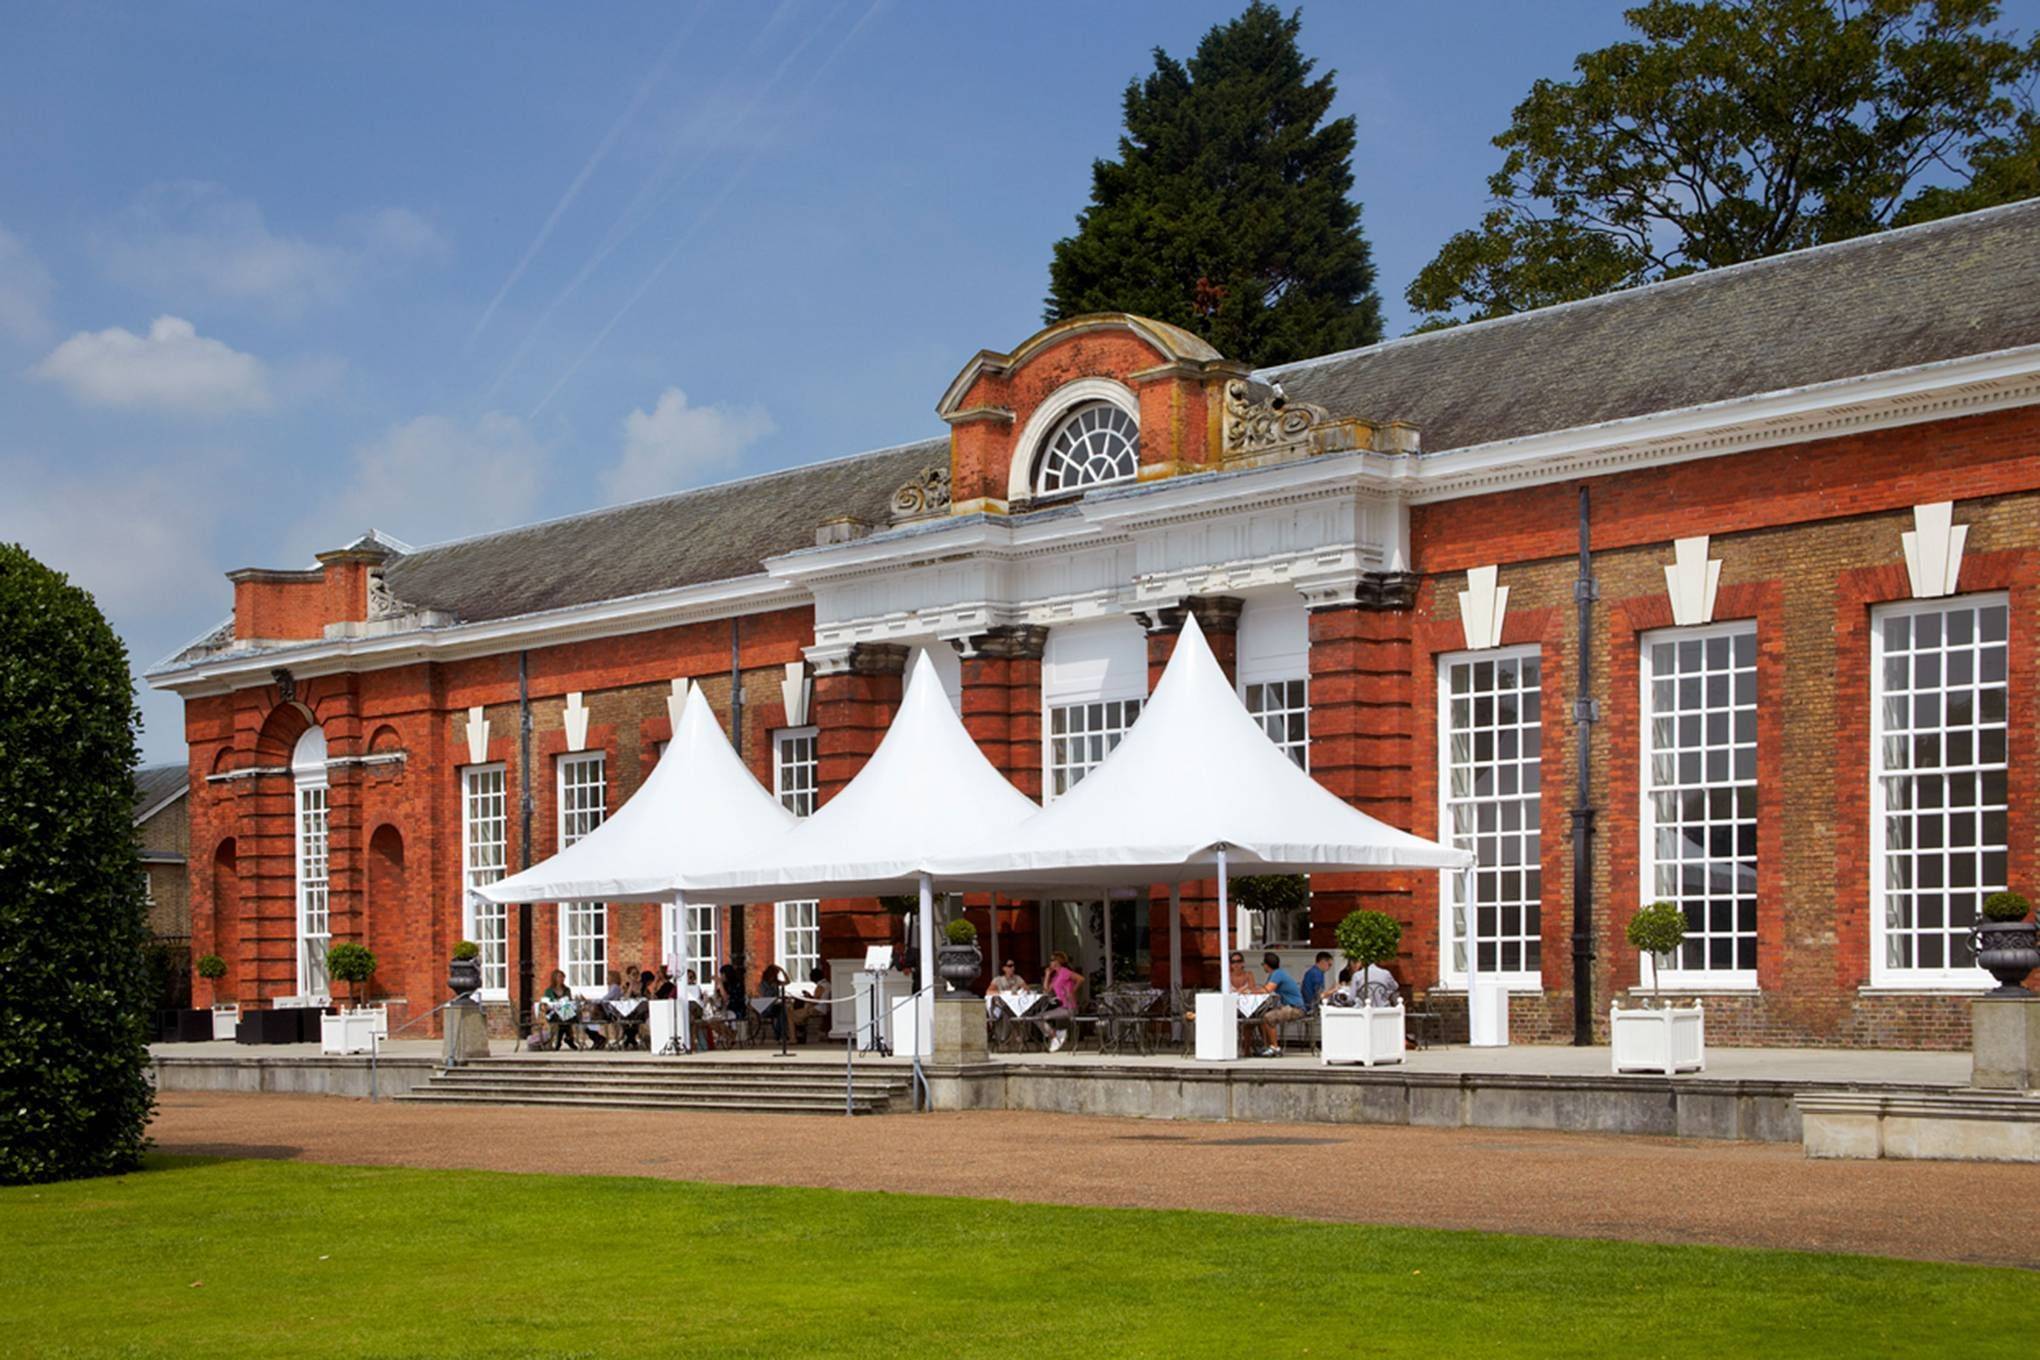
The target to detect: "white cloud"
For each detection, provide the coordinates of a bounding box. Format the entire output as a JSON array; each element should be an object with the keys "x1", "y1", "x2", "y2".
[
  {"x1": 0, "y1": 227, "x2": 54, "y2": 344},
  {"x1": 311, "y1": 412, "x2": 550, "y2": 551},
  {"x1": 29, "y1": 315, "x2": 271, "y2": 415},
  {"x1": 606, "y1": 386, "x2": 774, "y2": 503},
  {"x1": 94, "y1": 182, "x2": 446, "y2": 315}
]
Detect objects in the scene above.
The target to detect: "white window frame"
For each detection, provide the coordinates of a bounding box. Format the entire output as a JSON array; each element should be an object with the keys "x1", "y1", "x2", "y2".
[
  {"x1": 293, "y1": 746, "x2": 330, "y2": 1000},
  {"x1": 1437, "y1": 646, "x2": 1544, "y2": 991},
  {"x1": 774, "y1": 726, "x2": 819, "y2": 818},
  {"x1": 1638, "y1": 622, "x2": 1760, "y2": 991},
  {"x1": 663, "y1": 901, "x2": 721, "y2": 985},
  {"x1": 461, "y1": 763, "x2": 510, "y2": 1000},
  {"x1": 1032, "y1": 401, "x2": 1140, "y2": 495},
  {"x1": 556, "y1": 751, "x2": 608, "y2": 996},
  {"x1": 1045, "y1": 697, "x2": 1143, "y2": 798},
  {"x1": 775, "y1": 900, "x2": 821, "y2": 983},
  {"x1": 1869, "y1": 593, "x2": 2008, "y2": 990},
  {"x1": 1243, "y1": 677, "x2": 1310, "y2": 771}
]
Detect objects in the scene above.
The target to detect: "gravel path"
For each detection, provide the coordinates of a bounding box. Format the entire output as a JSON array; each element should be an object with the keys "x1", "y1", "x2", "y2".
[{"x1": 151, "y1": 1092, "x2": 2038, "y2": 1268}]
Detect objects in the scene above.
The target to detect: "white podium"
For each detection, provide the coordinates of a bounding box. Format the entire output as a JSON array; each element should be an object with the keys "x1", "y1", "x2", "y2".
[
  {"x1": 889, "y1": 987, "x2": 935, "y2": 1059},
  {"x1": 1469, "y1": 980, "x2": 1511, "y2": 1047},
  {"x1": 1193, "y1": 992, "x2": 1238, "y2": 1061}
]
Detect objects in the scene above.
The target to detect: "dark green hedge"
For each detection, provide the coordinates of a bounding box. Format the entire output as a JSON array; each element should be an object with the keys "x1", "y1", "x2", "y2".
[{"x1": 0, "y1": 543, "x2": 154, "y2": 1183}]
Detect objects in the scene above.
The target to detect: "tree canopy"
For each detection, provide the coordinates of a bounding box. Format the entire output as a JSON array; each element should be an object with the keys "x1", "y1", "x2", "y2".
[
  {"x1": 1408, "y1": 0, "x2": 2040, "y2": 329},
  {"x1": 0, "y1": 542, "x2": 154, "y2": 1183},
  {"x1": 1046, "y1": 2, "x2": 1381, "y2": 366}
]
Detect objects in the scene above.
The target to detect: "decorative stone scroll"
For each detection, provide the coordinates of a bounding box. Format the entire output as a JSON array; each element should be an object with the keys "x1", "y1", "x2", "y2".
[
  {"x1": 1902, "y1": 501, "x2": 1967, "y2": 599},
  {"x1": 1221, "y1": 378, "x2": 1329, "y2": 456},
  {"x1": 890, "y1": 464, "x2": 952, "y2": 522},
  {"x1": 1457, "y1": 565, "x2": 1509, "y2": 651}
]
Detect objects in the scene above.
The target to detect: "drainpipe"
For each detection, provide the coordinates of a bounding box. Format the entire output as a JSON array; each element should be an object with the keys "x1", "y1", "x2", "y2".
[
  {"x1": 1571, "y1": 485, "x2": 1598, "y2": 1046},
  {"x1": 517, "y1": 649, "x2": 535, "y2": 1038},
  {"x1": 728, "y1": 617, "x2": 746, "y2": 969}
]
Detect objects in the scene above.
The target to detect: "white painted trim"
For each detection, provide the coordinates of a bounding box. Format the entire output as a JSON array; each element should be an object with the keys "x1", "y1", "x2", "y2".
[
  {"x1": 1006, "y1": 377, "x2": 1141, "y2": 501},
  {"x1": 460, "y1": 763, "x2": 511, "y2": 1002},
  {"x1": 1866, "y1": 592, "x2": 2009, "y2": 990},
  {"x1": 1436, "y1": 645, "x2": 1545, "y2": 991}
]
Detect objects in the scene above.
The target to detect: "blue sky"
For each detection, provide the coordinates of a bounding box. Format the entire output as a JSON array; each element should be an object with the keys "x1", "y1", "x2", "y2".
[{"x1": 3, "y1": 1, "x2": 2034, "y2": 763}]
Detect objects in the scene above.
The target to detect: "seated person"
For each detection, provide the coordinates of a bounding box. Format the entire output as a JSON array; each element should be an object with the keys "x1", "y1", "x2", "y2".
[
  {"x1": 1342, "y1": 959, "x2": 1400, "y2": 1008},
  {"x1": 615, "y1": 963, "x2": 646, "y2": 1049},
  {"x1": 650, "y1": 965, "x2": 677, "y2": 1000},
  {"x1": 1034, "y1": 951, "x2": 1080, "y2": 1052},
  {"x1": 584, "y1": 969, "x2": 623, "y2": 1049},
  {"x1": 540, "y1": 969, "x2": 580, "y2": 1051},
  {"x1": 786, "y1": 966, "x2": 830, "y2": 1043},
  {"x1": 1301, "y1": 951, "x2": 1334, "y2": 1010},
  {"x1": 1252, "y1": 952, "x2": 1305, "y2": 1058},
  {"x1": 757, "y1": 964, "x2": 789, "y2": 1042},
  {"x1": 985, "y1": 958, "x2": 1032, "y2": 1045}
]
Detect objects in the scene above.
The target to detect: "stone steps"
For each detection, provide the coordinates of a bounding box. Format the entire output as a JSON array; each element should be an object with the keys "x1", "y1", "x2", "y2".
[{"x1": 397, "y1": 1057, "x2": 910, "y2": 1115}]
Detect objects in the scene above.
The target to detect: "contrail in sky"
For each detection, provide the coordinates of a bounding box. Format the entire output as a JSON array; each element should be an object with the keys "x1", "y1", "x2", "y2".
[
  {"x1": 527, "y1": 0, "x2": 884, "y2": 421},
  {"x1": 465, "y1": 12, "x2": 702, "y2": 351},
  {"x1": 481, "y1": 1, "x2": 801, "y2": 405}
]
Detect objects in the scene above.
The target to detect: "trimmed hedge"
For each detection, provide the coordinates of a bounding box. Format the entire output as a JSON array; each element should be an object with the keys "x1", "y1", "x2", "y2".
[{"x1": 0, "y1": 543, "x2": 154, "y2": 1183}]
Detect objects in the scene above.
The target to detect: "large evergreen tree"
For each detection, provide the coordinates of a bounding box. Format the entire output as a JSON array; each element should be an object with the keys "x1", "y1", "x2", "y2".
[
  {"x1": 1046, "y1": 2, "x2": 1381, "y2": 366},
  {"x1": 0, "y1": 543, "x2": 153, "y2": 1183},
  {"x1": 1408, "y1": 0, "x2": 2040, "y2": 329}
]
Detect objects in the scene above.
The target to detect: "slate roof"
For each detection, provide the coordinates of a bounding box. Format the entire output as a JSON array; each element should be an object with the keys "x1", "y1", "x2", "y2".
[
  {"x1": 1262, "y1": 198, "x2": 2040, "y2": 452},
  {"x1": 378, "y1": 437, "x2": 948, "y2": 624},
  {"x1": 133, "y1": 764, "x2": 188, "y2": 821}
]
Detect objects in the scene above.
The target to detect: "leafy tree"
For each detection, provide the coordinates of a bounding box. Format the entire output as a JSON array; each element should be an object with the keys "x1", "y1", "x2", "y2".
[
  {"x1": 326, "y1": 942, "x2": 378, "y2": 1007},
  {"x1": 0, "y1": 543, "x2": 153, "y2": 1183},
  {"x1": 1334, "y1": 910, "x2": 1402, "y2": 968},
  {"x1": 1409, "y1": 0, "x2": 2040, "y2": 328},
  {"x1": 1046, "y1": 2, "x2": 1381, "y2": 365}
]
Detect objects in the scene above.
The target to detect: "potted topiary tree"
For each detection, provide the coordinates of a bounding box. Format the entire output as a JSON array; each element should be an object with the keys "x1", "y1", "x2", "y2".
[
  {"x1": 321, "y1": 943, "x2": 379, "y2": 1054},
  {"x1": 1323, "y1": 909, "x2": 1406, "y2": 1067},
  {"x1": 1974, "y1": 891, "x2": 2037, "y2": 995},
  {"x1": 1233, "y1": 874, "x2": 1309, "y2": 951},
  {"x1": 937, "y1": 917, "x2": 982, "y2": 994},
  {"x1": 1611, "y1": 901, "x2": 1705, "y2": 1074},
  {"x1": 196, "y1": 953, "x2": 238, "y2": 1039}
]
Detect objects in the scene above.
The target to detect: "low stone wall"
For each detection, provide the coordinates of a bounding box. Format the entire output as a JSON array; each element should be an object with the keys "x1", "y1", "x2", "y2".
[
  {"x1": 1799, "y1": 1090, "x2": 2040, "y2": 1161},
  {"x1": 153, "y1": 1053, "x2": 437, "y2": 1100},
  {"x1": 927, "y1": 1059, "x2": 1960, "y2": 1142}
]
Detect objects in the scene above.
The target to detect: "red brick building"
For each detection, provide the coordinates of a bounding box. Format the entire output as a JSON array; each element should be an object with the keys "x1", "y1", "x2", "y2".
[{"x1": 148, "y1": 202, "x2": 2040, "y2": 1049}]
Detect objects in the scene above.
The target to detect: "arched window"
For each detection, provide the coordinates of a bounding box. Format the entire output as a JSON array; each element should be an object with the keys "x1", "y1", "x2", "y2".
[
  {"x1": 292, "y1": 727, "x2": 330, "y2": 998},
  {"x1": 1033, "y1": 401, "x2": 1139, "y2": 495}
]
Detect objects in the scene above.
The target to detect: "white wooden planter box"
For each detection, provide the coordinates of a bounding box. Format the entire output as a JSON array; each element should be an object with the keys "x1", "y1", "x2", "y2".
[
  {"x1": 1610, "y1": 1002, "x2": 1705, "y2": 1075},
  {"x1": 320, "y1": 1010, "x2": 378, "y2": 1056},
  {"x1": 1321, "y1": 1003, "x2": 1405, "y2": 1067},
  {"x1": 210, "y1": 1005, "x2": 241, "y2": 1040}
]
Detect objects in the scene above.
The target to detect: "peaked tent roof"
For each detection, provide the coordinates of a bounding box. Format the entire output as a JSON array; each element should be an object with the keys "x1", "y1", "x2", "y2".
[
  {"x1": 931, "y1": 614, "x2": 1471, "y2": 890},
  {"x1": 477, "y1": 685, "x2": 795, "y2": 905},
  {"x1": 681, "y1": 647, "x2": 1041, "y2": 903}
]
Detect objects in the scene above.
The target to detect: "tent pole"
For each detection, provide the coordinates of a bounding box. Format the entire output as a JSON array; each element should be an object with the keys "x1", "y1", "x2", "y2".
[
  {"x1": 1102, "y1": 891, "x2": 1113, "y2": 988},
  {"x1": 1216, "y1": 848, "x2": 1231, "y2": 1001},
  {"x1": 673, "y1": 894, "x2": 692, "y2": 1054},
  {"x1": 988, "y1": 896, "x2": 999, "y2": 979},
  {"x1": 915, "y1": 871, "x2": 935, "y2": 1111},
  {"x1": 1168, "y1": 883, "x2": 1182, "y2": 994}
]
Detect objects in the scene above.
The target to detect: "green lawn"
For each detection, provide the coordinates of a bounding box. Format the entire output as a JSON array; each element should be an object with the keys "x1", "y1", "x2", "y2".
[{"x1": 0, "y1": 1154, "x2": 2018, "y2": 1359}]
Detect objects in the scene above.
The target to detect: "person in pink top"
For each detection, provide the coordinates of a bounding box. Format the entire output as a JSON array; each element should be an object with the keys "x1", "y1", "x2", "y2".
[{"x1": 1036, "y1": 950, "x2": 1081, "y2": 1052}]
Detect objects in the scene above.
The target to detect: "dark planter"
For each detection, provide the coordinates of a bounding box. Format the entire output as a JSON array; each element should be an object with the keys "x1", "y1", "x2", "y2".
[
  {"x1": 936, "y1": 943, "x2": 983, "y2": 994},
  {"x1": 171, "y1": 1008, "x2": 213, "y2": 1042},
  {"x1": 1974, "y1": 919, "x2": 2040, "y2": 996},
  {"x1": 448, "y1": 957, "x2": 482, "y2": 1000}
]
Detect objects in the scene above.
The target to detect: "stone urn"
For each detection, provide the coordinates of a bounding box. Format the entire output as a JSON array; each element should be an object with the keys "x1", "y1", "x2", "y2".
[
  {"x1": 448, "y1": 955, "x2": 483, "y2": 1001},
  {"x1": 936, "y1": 943, "x2": 983, "y2": 995},
  {"x1": 1974, "y1": 920, "x2": 2040, "y2": 996}
]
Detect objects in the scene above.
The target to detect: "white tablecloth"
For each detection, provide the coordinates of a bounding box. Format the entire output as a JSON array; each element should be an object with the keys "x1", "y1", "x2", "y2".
[
  {"x1": 986, "y1": 990, "x2": 1042, "y2": 1018},
  {"x1": 1236, "y1": 993, "x2": 1271, "y2": 1017}
]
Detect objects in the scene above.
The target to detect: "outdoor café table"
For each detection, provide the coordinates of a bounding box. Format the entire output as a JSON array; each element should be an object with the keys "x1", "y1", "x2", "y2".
[
  {"x1": 986, "y1": 990, "x2": 1042, "y2": 1019},
  {"x1": 1099, "y1": 987, "x2": 1163, "y2": 1054},
  {"x1": 1236, "y1": 993, "x2": 1272, "y2": 1017}
]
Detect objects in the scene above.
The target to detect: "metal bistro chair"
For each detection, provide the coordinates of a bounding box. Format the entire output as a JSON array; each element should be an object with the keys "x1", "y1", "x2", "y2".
[
  {"x1": 1096, "y1": 987, "x2": 1153, "y2": 1056},
  {"x1": 1401, "y1": 983, "x2": 1442, "y2": 1050}
]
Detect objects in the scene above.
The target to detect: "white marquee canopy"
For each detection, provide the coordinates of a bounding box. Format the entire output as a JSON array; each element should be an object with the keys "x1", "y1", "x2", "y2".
[{"x1": 476, "y1": 683, "x2": 794, "y2": 907}]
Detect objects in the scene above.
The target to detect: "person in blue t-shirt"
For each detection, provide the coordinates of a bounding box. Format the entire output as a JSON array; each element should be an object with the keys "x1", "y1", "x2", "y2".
[
  {"x1": 1300, "y1": 951, "x2": 1333, "y2": 1010},
  {"x1": 1254, "y1": 951, "x2": 1306, "y2": 1057}
]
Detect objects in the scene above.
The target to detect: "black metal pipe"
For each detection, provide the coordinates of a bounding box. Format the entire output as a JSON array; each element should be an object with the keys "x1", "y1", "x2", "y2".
[
  {"x1": 516, "y1": 649, "x2": 535, "y2": 1037},
  {"x1": 728, "y1": 617, "x2": 745, "y2": 970},
  {"x1": 1570, "y1": 484, "x2": 1598, "y2": 1046}
]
